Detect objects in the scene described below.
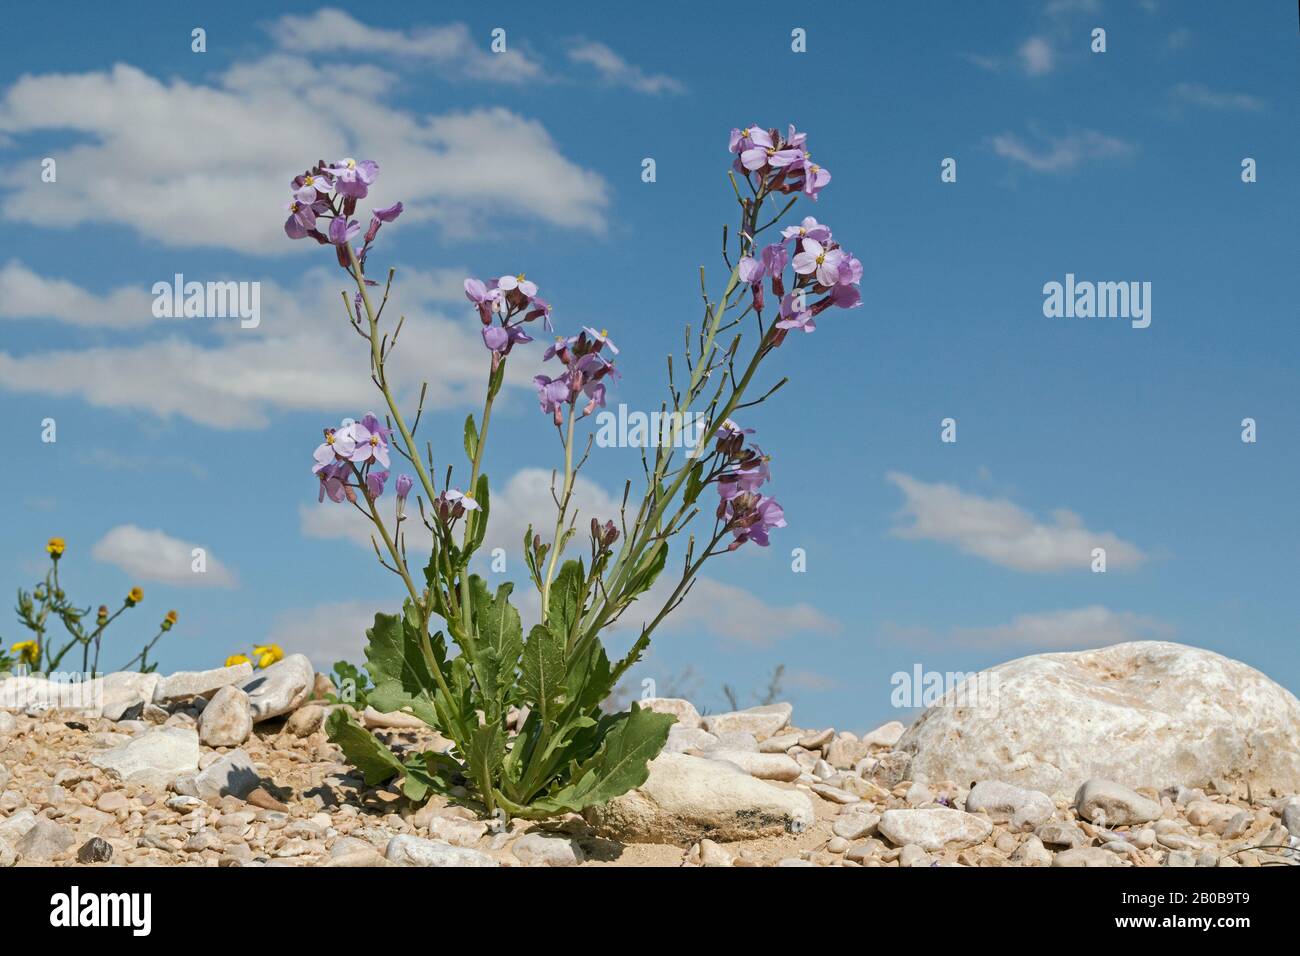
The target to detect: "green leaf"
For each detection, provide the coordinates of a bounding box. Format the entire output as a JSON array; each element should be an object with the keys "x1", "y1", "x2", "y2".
[
  {"x1": 683, "y1": 460, "x2": 705, "y2": 506},
  {"x1": 545, "y1": 704, "x2": 673, "y2": 812},
  {"x1": 547, "y1": 559, "x2": 586, "y2": 643},
  {"x1": 469, "y1": 577, "x2": 523, "y2": 712},
  {"x1": 325, "y1": 709, "x2": 405, "y2": 786},
  {"x1": 625, "y1": 541, "x2": 668, "y2": 599},
  {"x1": 463, "y1": 414, "x2": 479, "y2": 463},
  {"x1": 520, "y1": 623, "x2": 566, "y2": 725}
]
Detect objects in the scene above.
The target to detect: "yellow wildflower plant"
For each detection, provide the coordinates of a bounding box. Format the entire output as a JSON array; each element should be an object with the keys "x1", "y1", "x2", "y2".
[
  {"x1": 46, "y1": 537, "x2": 66, "y2": 559},
  {"x1": 12, "y1": 641, "x2": 40, "y2": 666},
  {"x1": 225, "y1": 653, "x2": 251, "y2": 668},
  {"x1": 253, "y1": 643, "x2": 284, "y2": 669}
]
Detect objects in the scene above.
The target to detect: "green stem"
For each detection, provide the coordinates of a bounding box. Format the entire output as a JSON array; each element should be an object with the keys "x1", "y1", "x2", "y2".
[{"x1": 539, "y1": 405, "x2": 577, "y2": 625}]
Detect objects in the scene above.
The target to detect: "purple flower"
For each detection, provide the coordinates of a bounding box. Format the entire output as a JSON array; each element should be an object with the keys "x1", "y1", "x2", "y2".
[
  {"x1": 802, "y1": 161, "x2": 831, "y2": 199},
  {"x1": 792, "y1": 239, "x2": 844, "y2": 287},
  {"x1": 284, "y1": 199, "x2": 326, "y2": 239},
  {"x1": 373, "y1": 202, "x2": 403, "y2": 223},
  {"x1": 365, "y1": 470, "x2": 389, "y2": 498},
  {"x1": 317, "y1": 461, "x2": 350, "y2": 503},
  {"x1": 395, "y1": 475, "x2": 413, "y2": 501},
  {"x1": 497, "y1": 273, "x2": 538, "y2": 298},
  {"x1": 738, "y1": 256, "x2": 764, "y2": 285},
  {"x1": 328, "y1": 215, "x2": 361, "y2": 247},
  {"x1": 782, "y1": 216, "x2": 831, "y2": 244},
  {"x1": 717, "y1": 448, "x2": 771, "y2": 501},
  {"x1": 328, "y1": 158, "x2": 379, "y2": 198},
  {"x1": 433, "y1": 488, "x2": 479, "y2": 524},
  {"x1": 534, "y1": 373, "x2": 570, "y2": 424},
  {"x1": 715, "y1": 419, "x2": 754, "y2": 444},
  {"x1": 464, "y1": 277, "x2": 502, "y2": 324},
  {"x1": 313, "y1": 426, "x2": 356, "y2": 474},
  {"x1": 721, "y1": 493, "x2": 787, "y2": 548},
  {"x1": 483, "y1": 323, "x2": 533, "y2": 355},
  {"x1": 343, "y1": 419, "x2": 390, "y2": 468},
  {"x1": 776, "y1": 292, "x2": 816, "y2": 333},
  {"x1": 761, "y1": 242, "x2": 789, "y2": 276}
]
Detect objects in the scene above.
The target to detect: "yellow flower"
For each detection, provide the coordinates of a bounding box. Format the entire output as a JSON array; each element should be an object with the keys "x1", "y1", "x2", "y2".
[
  {"x1": 161, "y1": 609, "x2": 178, "y2": 631},
  {"x1": 12, "y1": 641, "x2": 39, "y2": 666},
  {"x1": 47, "y1": 537, "x2": 66, "y2": 559},
  {"x1": 126, "y1": 586, "x2": 144, "y2": 606},
  {"x1": 253, "y1": 643, "x2": 284, "y2": 669},
  {"x1": 225, "y1": 653, "x2": 251, "y2": 668}
]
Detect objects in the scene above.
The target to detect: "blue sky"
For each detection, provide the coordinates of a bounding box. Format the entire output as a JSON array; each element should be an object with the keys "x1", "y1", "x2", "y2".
[{"x1": 2, "y1": 0, "x2": 1296, "y2": 730}]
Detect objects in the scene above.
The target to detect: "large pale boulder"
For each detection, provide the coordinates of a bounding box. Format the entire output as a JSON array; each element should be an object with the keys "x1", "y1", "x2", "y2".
[
  {"x1": 898, "y1": 641, "x2": 1300, "y2": 798},
  {"x1": 240, "y1": 654, "x2": 314, "y2": 722},
  {"x1": 155, "y1": 662, "x2": 253, "y2": 702},
  {"x1": 89, "y1": 726, "x2": 199, "y2": 789},
  {"x1": 584, "y1": 752, "x2": 814, "y2": 846}
]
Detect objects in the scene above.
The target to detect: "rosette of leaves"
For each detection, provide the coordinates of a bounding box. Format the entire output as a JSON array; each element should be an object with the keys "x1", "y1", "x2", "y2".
[{"x1": 326, "y1": 555, "x2": 674, "y2": 819}]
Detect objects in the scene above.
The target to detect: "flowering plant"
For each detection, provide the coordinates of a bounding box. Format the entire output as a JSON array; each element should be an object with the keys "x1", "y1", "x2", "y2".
[
  {"x1": 294, "y1": 126, "x2": 860, "y2": 818},
  {"x1": 4, "y1": 538, "x2": 178, "y2": 675}
]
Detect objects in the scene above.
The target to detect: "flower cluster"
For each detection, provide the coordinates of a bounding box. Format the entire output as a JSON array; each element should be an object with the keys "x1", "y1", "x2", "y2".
[
  {"x1": 729, "y1": 124, "x2": 830, "y2": 199},
  {"x1": 533, "y1": 327, "x2": 620, "y2": 425},
  {"x1": 284, "y1": 159, "x2": 403, "y2": 270},
  {"x1": 738, "y1": 215, "x2": 862, "y2": 340},
  {"x1": 714, "y1": 420, "x2": 786, "y2": 549},
  {"x1": 312, "y1": 413, "x2": 407, "y2": 504},
  {"x1": 464, "y1": 274, "x2": 553, "y2": 364}
]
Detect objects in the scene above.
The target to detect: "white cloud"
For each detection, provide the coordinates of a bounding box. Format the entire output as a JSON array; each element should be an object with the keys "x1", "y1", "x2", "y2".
[
  {"x1": 990, "y1": 129, "x2": 1135, "y2": 173},
  {"x1": 0, "y1": 263, "x2": 534, "y2": 427},
  {"x1": 1172, "y1": 82, "x2": 1265, "y2": 112},
  {"x1": 92, "y1": 524, "x2": 237, "y2": 588},
  {"x1": 886, "y1": 472, "x2": 1145, "y2": 572},
  {"x1": 267, "y1": 9, "x2": 544, "y2": 85},
  {"x1": 0, "y1": 56, "x2": 606, "y2": 253},
  {"x1": 300, "y1": 466, "x2": 838, "y2": 646},
  {"x1": 0, "y1": 260, "x2": 155, "y2": 328},
  {"x1": 567, "y1": 41, "x2": 684, "y2": 95},
  {"x1": 1018, "y1": 36, "x2": 1055, "y2": 75},
  {"x1": 951, "y1": 606, "x2": 1174, "y2": 650}
]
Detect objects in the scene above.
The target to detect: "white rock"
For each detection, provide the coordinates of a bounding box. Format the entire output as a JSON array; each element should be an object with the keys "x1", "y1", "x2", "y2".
[
  {"x1": 90, "y1": 726, "x2": 199, "y2": 789},
  {"x1": 0, "y1": 672, "x2": 159, "y2": 720},
  {"x1": 636, "y1": 698, "x2": 702, "y2": 729},
  {"x1": 424, "y1": 815, "x2": 487, "y2": 847},
  {"x1": 709, "y1": 731, "x2": 759, "y2": 752},
  {"x1": 861, "y1": 720, "x2": 907, "y2": 748},
  {"x1": 1282, "y1": 799, "x2": 1300, "y2": 837},
  {"x1": 385, "y1": 835, "x2": 497, "y2": 867},
  {"x1": 664, "y1": 726, "x2": 719, "y2": 753},
  {"x1": 1053, "y1": 846, "x2": 1124, "y2": 867},
  {"x1": 362, "y1": 706, "x2": 425, "y2": 730},
  {"x1": 154, "y1": 663, "x2": 253, "y2": 702},
  {"x1": 1075, "y1": 778, "x2": 1163, "y2": 826},
  {"x1": 512, "y1": 832, "x2": 584, "y2": 867},
  {"x1": 173, "y1": 748, "x2": 260, "y2": 801},
  {"x1": 700, "y1": 703, "x2": 792, "y2": 739},
  {"x1": 240, "y1": 654, "x2": 315, "y2": 722},
  {"x1": 966, "y1": 781, "x2": 1055, "y2": 830},
  {"x1": 1011, "y1": 834, "x2": 1053, "y2": 866},
  {"x1": 833, "y1": 808, "x2": 881, "y2": 840},
  {"x1": 758, "y1": 732, "x2": 801, "y2": 753},
  {"x1": 898, "y1": 844, "x2": 931, "y2": 867},
  {"x1": 14, "y1": 820, "x2": 75, "y2": 861},
  {"x1": 584, "y1": 752, "x2": 814, "y2": 846},
  {"x1": 704, "y1": 750, "x2": 801, "y2": 782},
  {"x1": 898, "y1": 641, "x2": 1300, "y2": 797},
  {"x1": 0, "y1": 712, "x2": 16, "y2": 735},
  {"x1": 879, "y1": 808, "x2": 993, "y2": 851},
  {"x1": 197, "y1": 685, "x2": 252, "y2": 747}
]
